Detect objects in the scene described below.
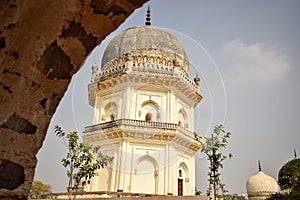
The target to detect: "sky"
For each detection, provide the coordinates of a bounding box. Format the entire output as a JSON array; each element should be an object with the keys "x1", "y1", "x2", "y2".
[{"x1": 35, "y1": 0, "x2": 300, "y2": 196}]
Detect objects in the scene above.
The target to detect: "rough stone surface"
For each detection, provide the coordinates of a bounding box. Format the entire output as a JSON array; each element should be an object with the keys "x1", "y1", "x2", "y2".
[
  {"x1": 0, "y1": 159, "x2": 25, "y2": 190},
  {"x1": 0, "y1": 0, "x2": 147, "y2": 199}
]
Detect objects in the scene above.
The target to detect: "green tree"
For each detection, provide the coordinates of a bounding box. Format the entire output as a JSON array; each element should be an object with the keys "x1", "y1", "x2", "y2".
[
  {"x1": 268, "y1": 184, "x2": 300, "y2": 199},
  {"x1": 55, "y1": 125, "x2": 113, "y2": 199},
  {"x1": 201, "y1": 124, "x2": 232, "y2": 200},
  {"x1": 278, "y1": 158, "x2": 300, "y2": 192},
  {"x1": 29, "y1": 180, "x2": 52, "y2": 199},
  {"x1": 269, "y1": 157, "x2": 300, "y2": 200}
]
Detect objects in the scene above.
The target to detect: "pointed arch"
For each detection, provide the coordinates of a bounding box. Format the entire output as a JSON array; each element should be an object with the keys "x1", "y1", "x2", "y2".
[
  {"x1": 178, "y1": 108, "x2": 188, "y2": 128},
  {"x1": 135, "y1": 155, "x2": 158, "y2": 171},
  {"x1": 131, "y1": 155, "x2": 158, "y2": 194},
  {"x1": 140, "y1": 100, "x2": 160, "y2": 122},
  {"x1": 104, "y1": 102, "x2": 117, "y2": 122},
  {"x1": 178, "y1": 162, "x2": 190, "y2": 196},
  {"x1": 178, "y1": 162, "x2": 189, "y2": 178},
  {"x1": 141, "y1": 100, "x2": 159, "y2": 109}
]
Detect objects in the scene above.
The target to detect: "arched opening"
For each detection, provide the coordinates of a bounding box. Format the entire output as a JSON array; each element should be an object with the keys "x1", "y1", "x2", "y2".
[
  {"x1": 178, "y1": 108, "x2": 188, "y2": 128},
  {"x1": 131, "y1": 155, "x2": 158, "y2": 194},
  {"x1": 178, "y1": 162, "x2": 190, "y2": 196},
  {"x1": 145, "y1": 113, "x2": 152, "y2": 122},
  {"x1": 103, "y1": 102, "x2": 117, "y2": 122},
  {"x1": 110, "y1": 114, "x2": 115, "y2": 121},
  {"x1": 140, "y1": 100, "x2": 160, "y2": 122}
]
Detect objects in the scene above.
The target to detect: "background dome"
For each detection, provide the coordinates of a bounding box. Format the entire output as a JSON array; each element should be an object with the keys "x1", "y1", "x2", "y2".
[
  {"x1": 101, "y1": 25, "x2": 188, "y2": 70},
  {"x1": 246, "y1": 171, "x2": 279, "y2": 194}
]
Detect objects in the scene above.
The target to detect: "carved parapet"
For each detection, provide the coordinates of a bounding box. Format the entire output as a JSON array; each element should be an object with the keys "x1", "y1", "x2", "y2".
[
  {"x1": 84, "y1": 119, "x2": 196, "y2": 138},
  {"x1": 83, "y1": 119, "x2": 202, "y2": 152},
  {"x1": 101, "y1": 48, "x2": 189, "y2": 77}
]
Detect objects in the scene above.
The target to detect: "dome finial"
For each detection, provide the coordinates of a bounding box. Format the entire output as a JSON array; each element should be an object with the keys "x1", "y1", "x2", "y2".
[
  {"x1": 145, "y1": 4, "x2": 151, "y2": 26},
  {"x1": 258, "y1": 160, "x2": 262, "y2": 171}
]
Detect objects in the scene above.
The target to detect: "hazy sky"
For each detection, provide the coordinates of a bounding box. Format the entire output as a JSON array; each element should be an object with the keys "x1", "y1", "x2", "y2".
[{"x1": 35, "y1": 0, "x2": 300, "y2": 195}]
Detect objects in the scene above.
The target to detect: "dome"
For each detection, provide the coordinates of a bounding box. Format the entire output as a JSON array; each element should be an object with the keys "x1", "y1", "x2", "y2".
[
  {"x1": 101, "y1": 25, "x2": 188, "y2": 74},
  {"x1": 246, "y1": 171, "x2": 278, "y2": 198}
]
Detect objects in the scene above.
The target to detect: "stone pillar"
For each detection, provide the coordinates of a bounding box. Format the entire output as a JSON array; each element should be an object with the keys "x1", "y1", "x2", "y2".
[
  {"x1": 167, "y1": 144, "x2": 173, "y2": 195},
  {"x1": 118, "y1": 140, "x2": 127, "y2": 192}
]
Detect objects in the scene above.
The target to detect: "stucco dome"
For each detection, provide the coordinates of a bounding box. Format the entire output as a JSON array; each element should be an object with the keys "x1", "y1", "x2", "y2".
[
  {"x1": 101, "y1": 25, "x2": 188, "y2": 73},
  {"x1": 246, "y1": 171, "x2": 278, "y2": 198}
]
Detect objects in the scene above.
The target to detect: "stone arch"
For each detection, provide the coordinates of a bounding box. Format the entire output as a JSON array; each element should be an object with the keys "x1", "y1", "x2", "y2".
[
  {"x1": 132, "y1": 155, "x2": 158, "y2": 194},
  {"x1": 178, "y1": 108, "x2": 188, "y2": 128},
  {"x1": 178, "y1": 162, "x2": 190, "y2": 196},
  {"x1": 104, "y1": 102, "x2": 117, "y2": 122},
  {"x1": 178, "y1": 162, "x2": 189, "y2": 178},
  {"x1": 156, "y1": 57, "x2": 161, "y2": 64},
  {"x1": 140, "y1": 100, "x2": 160, "y2": 122},
  {"x1": 135, "y1": 155, "x2": 158, "y2": 171},
  {"x1": 150, "y1": 56, "x2": 154, "y2": 63}
]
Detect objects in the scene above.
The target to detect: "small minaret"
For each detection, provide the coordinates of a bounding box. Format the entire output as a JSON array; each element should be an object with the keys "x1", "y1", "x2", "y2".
[
  {"x1": 294, "y1": 148, "x2": 297, "y2": 159},
  {"x1": 145, "y1": 5, "x2": 151, "y2": 26},
  {"x1": 91, "y1": 62, "x2": 98, "y2": 82}
]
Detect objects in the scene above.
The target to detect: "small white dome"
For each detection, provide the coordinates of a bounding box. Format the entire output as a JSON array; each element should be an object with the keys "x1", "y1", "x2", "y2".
[{"x1": 246, "y1": 171, "x2": 278, "y2": 199}]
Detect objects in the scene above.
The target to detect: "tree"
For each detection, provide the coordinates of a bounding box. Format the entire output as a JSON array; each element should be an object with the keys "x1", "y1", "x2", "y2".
[
  {"x1": 278, "y1": 158, "x2": 300, "y2": 192},
  {"x1": 268, "y1": 184, "x2": 300, "y2": 200},
  {"x1": 269, "y1": 157, "x2": 300, "y2": 200},
  {"x1": 55, "y1": 125, "x2": 113, "y2": 199},
  {"x1": 29, "y1": 180, "x2": 52, "y2": 199},
  {"x1": 201, "y1": 124, "x2": 232, "y2": 200}
]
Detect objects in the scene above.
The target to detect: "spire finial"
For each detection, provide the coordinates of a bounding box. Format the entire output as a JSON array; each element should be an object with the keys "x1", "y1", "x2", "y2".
[
  {"x1": 294, "y1": 148, "x2": 297, "y2": 159},
  {"x1": 145, "y1": 4, "x2": 151, "y2": 26},
  {"x1": 258, "y1": 160, "x2": 262, "y2": 171}
]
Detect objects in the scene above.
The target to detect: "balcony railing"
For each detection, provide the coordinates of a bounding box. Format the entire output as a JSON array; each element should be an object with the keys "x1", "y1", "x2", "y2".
[
  {"x1": 84, "y1": 119, "x2": 197, "y2": 140},
  {"x1": 93, "y1": 63, "x2": 199, "y2": 92}
]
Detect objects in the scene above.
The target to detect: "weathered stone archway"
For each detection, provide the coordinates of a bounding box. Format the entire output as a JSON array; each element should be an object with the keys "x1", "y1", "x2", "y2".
[{"x1": 0, "y1": 0, "x2": 147, "y2": 199}]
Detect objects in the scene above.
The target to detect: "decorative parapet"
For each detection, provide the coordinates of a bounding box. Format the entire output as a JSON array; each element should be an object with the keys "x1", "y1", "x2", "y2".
[
  {"x1": 92, "y1": 61, "x2": 199, "y2": 93},
  {"x1": 83, "y1": 119, "x2": 202, "y2": 144},
  {"x1": 101, "y1": 49, "x2": 189, "y2": 76},
  {"x1": 84, "y1": 119, "x2": 192, "y2": 137},
  {"x1": 95, "y1": 64, "x2": 127, "y2": 82},
  {"x1": 88, "y1": 59, "x2": 202, "y2": 107},
  {"x1": 88, "y1": 49, "x2": 202, "y2": 107},
  {"x1": 83, "y1": 119, "x2": 202, "y2": 152}
]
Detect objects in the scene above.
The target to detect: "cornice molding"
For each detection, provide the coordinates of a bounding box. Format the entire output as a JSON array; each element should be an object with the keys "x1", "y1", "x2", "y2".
[{"x1": 83, "y1": 119, "x2": 202, "y2": 152}]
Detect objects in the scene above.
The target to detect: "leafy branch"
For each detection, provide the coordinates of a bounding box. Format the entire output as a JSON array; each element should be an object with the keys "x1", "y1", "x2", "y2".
[
  {"x1": 201, "y1": 124, "x2": 232, "y2": 200},
  {"x1": 55, "y1": 125, "x2": 113, "y2": 200}
]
